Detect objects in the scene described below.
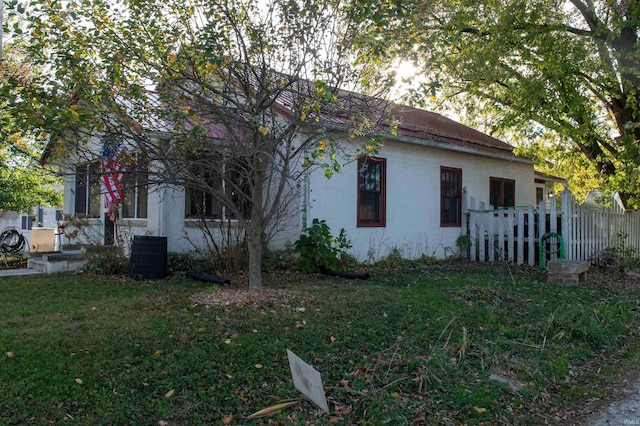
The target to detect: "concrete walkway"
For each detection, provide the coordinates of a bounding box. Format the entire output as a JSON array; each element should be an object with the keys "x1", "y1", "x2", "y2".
[
  {"x1": 589, "y1": 378, "x2": 640, "y2": 425},
  {"x1": 0, "y1": 268, "x2": 44, "y2": 277}
]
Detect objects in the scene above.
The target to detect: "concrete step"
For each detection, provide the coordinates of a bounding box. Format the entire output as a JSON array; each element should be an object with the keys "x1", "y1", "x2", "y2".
[{"x1": 27, "y1": 250, "x2": 87, "y2": 274}]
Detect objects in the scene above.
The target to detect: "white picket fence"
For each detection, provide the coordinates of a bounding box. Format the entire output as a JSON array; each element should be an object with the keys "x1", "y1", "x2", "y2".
[{"x1": 464, "y1": 189, "x2": 640, "y2": 266}]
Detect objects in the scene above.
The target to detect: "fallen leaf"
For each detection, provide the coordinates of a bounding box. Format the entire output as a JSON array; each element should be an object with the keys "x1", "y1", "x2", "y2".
[
  {"x1": 165, "y1": 389, "x2": 175, "y2": 398},
  {"x1": 255, "y1": 364, "x2": 263, "y2": 369},
  {"x1": 222, "y1": 414, "x2": 233, "y2": 424},
  {"x1": 154, "y1": 349, "x2": 162, "y2": 356},
  {"x1": 6, "y1": 352, "x2": 14, "y2": 358},
  {"x1": 473, "y1": 406, "x2": 487, "y2": 413},
  {"x1": 246, "y1": 399, "x2": 301, "y2": 419},
  {"x1": 75, "y1": 378, "x2": 83, "y2": 385},
  {"x1": 330, "y1": 336, "x2": 337, "y2": 342}
]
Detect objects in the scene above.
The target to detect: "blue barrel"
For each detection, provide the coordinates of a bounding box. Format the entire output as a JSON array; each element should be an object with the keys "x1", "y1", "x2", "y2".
[{"x1": 130, "y1": 236, "x2": 168, "y2": 279}]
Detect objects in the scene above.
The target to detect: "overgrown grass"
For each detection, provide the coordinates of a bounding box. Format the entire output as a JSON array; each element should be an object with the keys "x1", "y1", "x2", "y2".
[{"x1": 1, "y1": 264, "x2": 639, "y2": 424}]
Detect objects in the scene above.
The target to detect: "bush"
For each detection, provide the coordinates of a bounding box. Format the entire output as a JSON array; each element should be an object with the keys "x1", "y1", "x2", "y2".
[
  {"x1": 168, "y1": 245, "x2": 249, "y2": 275},
  {"x1": 83, "y1": 245, "x2": 130, "y2": 275},
  {"x1": 376, "y1": 248, "x2": 438, "y2": 269},
  {"x1": 168, "y1": 251, "x2": 209, "y2": 274},
  {"x1": 262, "y1": 248, "x2": 297, "y2": 272},
  {"x1": 293, "y1": 219, "x2": 353, "y2": 272}
]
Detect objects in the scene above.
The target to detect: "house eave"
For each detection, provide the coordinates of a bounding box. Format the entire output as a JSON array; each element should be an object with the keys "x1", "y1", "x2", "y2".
[
  {"x1": 317, "y1": 121, "x2": 532, "y2": 165},
  {"x1": 389, "y1": 133, "x2": 533, "y2": 165}
]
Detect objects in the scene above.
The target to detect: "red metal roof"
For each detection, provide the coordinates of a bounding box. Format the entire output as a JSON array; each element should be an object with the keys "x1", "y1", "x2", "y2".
[
  {"x1": 272, "y1": 79, "x2": 520, "y2": 158},
  {"x1": 387, "y1": 104, "x2": 517, "y2": 157}
]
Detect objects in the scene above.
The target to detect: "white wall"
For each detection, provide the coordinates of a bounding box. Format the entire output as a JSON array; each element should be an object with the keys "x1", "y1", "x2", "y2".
[
  {"x1": 305, "y1": 139, "x2": 535, "y2": 262},
  {"x1": 56, "y1": 135, "x2": 534, "y2": 261}
]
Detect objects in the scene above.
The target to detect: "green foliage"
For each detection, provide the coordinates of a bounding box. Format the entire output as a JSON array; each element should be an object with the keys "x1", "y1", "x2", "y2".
[
  {"x1": 0, "y1": 48, "x2": 63, "y2": 213},
  {"x1": 604, "y1": 232, "x2": 640, "y2": 271},
  {"x1": 293, "y1": 218, "x2": 353, "y2": 272},
  {"x1": 0, "y1": 162, "x2": 61, "y2": 213},
  {"x1": 455, "y1": 234, "x2": 472, "y2": 258},
  {"x1": 83, "y1": 245, "x2": 130, "y2": 275},
  {"x1": 375, "y1": 247, "x2": 438, "y2": 268},
  {"x1": 261, "y1": 248, "x2": 297, "y2": 272},
  {"x1": 168, "y1": 252, "x2": 209, "y2": 274},
  {"x1": 168, "y1": 245, "x2": 249, "y2": 275},
  {"x1": 352, "y1": 0, "x2": 640, "y2": 207}
]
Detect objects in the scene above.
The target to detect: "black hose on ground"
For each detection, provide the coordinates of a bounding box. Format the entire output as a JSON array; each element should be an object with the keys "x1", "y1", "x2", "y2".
[
  {"x1": 186, "y1": 271, "x2": 231, "y2": 285},
  {"x1": 319, "y1": 266, "x2": 370, "y2": 280},
  {"x1": 0, "y1": 227, "x2": 26, "y2": 255}
]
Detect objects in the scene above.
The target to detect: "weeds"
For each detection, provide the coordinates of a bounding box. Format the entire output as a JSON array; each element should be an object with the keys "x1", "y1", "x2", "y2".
[{"x1": 293, "y1": 219, "x2": 353, "y2": 272}]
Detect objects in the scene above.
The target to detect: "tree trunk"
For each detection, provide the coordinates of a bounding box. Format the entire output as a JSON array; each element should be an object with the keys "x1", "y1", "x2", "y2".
[
  {"x1": 247, "y1": 162, "x2": 265, "y2": 292},
  {"x1": 247, "y1": 221, "x2": 263, "y2": 292}
]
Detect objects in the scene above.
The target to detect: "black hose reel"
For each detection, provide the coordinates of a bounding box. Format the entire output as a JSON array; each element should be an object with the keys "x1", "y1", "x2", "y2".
[{"x1": 0, "y1": 227, "x2": 27, "y2": 257}]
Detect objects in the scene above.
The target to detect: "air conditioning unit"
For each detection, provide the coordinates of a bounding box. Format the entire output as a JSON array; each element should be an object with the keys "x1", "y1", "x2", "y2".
[{"x1": 30, "y1": 228, "x2": 57, "y2": 253}]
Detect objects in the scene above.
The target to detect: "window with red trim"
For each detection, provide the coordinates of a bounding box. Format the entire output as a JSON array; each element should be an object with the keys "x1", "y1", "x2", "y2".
[
  {"x1": 357, "y1": 157, "x2": 386, "y2": 227},
  {"x1": 490, "y1": 177, "x2": 515, "y2": 208},
  {"x1": 441, "y1": 167, "x2": 462, "y2": 227}
]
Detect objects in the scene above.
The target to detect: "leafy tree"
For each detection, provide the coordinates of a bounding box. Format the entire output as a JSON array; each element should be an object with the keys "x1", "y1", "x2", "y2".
[
  {"x1": 8, "y1": 0, "x2": 392, "y2": 291},
  {"x1": 351, "y1": 0, "x2": 640, "y2": 207},
  {"x1": 0, "y1": 44, "x2": 61, "y2": 213},
  {"x1": 0, "y1": 162, "x2": 61, "y2": 213}
]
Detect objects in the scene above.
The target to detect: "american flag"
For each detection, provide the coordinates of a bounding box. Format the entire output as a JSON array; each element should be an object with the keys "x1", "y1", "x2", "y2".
[{"x1": 101, "y1": 139, "x2": 130, "y2": 222}]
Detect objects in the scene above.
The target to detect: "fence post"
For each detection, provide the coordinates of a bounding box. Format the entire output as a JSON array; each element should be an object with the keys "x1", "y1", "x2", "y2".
[
  {"x1": 516, "y1": 208, "x2": 525, "y2": 265},
  {"x1": 507, "y1": 207, "x2": 515, "y2": 263},
  {"x1": 561, "y1": 186, "x2": 571, "y2": 260},
  {"x1": 527, "y1": 206, "x2": 535, "y2": 265},
  {"x1": 487, "y1": 211, "x2": 495, "y2": 262},
  {"x1": 462, "y1": 188, "x2": 468, "y2": 235}
]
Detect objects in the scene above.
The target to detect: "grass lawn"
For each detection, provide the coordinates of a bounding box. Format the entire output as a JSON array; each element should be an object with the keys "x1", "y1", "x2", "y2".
[{"x1": 1, "y1": 263, "x2": 640, "y2": 425}]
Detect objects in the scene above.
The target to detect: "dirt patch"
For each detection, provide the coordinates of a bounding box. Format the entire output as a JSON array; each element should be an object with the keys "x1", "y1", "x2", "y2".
[
  {"x1": 189, "y1": 287, "x2": 317, "y2": 311},
  {"x1": 585, "y1": 268, "x2": 640, "y2": 290}
]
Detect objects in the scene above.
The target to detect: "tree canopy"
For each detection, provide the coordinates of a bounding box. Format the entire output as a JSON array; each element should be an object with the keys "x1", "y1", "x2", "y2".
[
  {"x1": 352, "y1": 0, "x2": 640, "y2": 207},
  {"x1": 0, "y1": 45, "x2": 61, "y2": 214},
  {"x1": 5, "y1": 0, "x2": 392, "y2": 290}
]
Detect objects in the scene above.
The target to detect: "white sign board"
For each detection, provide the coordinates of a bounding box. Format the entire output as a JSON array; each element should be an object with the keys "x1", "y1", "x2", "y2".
[{"x1": 286, "y1": 349, "x2": 329, "y2": 413}]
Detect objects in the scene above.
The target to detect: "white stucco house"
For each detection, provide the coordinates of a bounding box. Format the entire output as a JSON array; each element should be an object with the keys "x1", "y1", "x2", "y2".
[
  {"x1": 42, "y1": 95, "x2": 547, "y2": 263},
  {"x1": 304, "y1": 104, "x2": 537, "y2": 260}
]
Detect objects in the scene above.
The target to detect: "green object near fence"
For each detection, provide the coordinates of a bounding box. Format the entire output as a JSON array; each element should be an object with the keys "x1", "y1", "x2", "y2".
[{"x1": 539, "y1": 232, "x2": 565, "y2": 270}]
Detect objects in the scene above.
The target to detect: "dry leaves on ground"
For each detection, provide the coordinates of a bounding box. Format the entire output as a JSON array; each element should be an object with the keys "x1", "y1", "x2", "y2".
[{"x1": 189, "y1": 287, "x2": 317, "y2": 310}]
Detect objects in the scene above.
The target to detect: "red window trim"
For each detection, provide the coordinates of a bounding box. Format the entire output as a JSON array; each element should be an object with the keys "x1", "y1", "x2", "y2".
[
  {"x1": 490, "y1": 177, "x2": 516, "y2": 208},
  {"x1": 357, "y1": 156, "x2": 386, "y2": 227},
  {"x1": 440, "y1": 166, "x2": 462, "y2": 227}
]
